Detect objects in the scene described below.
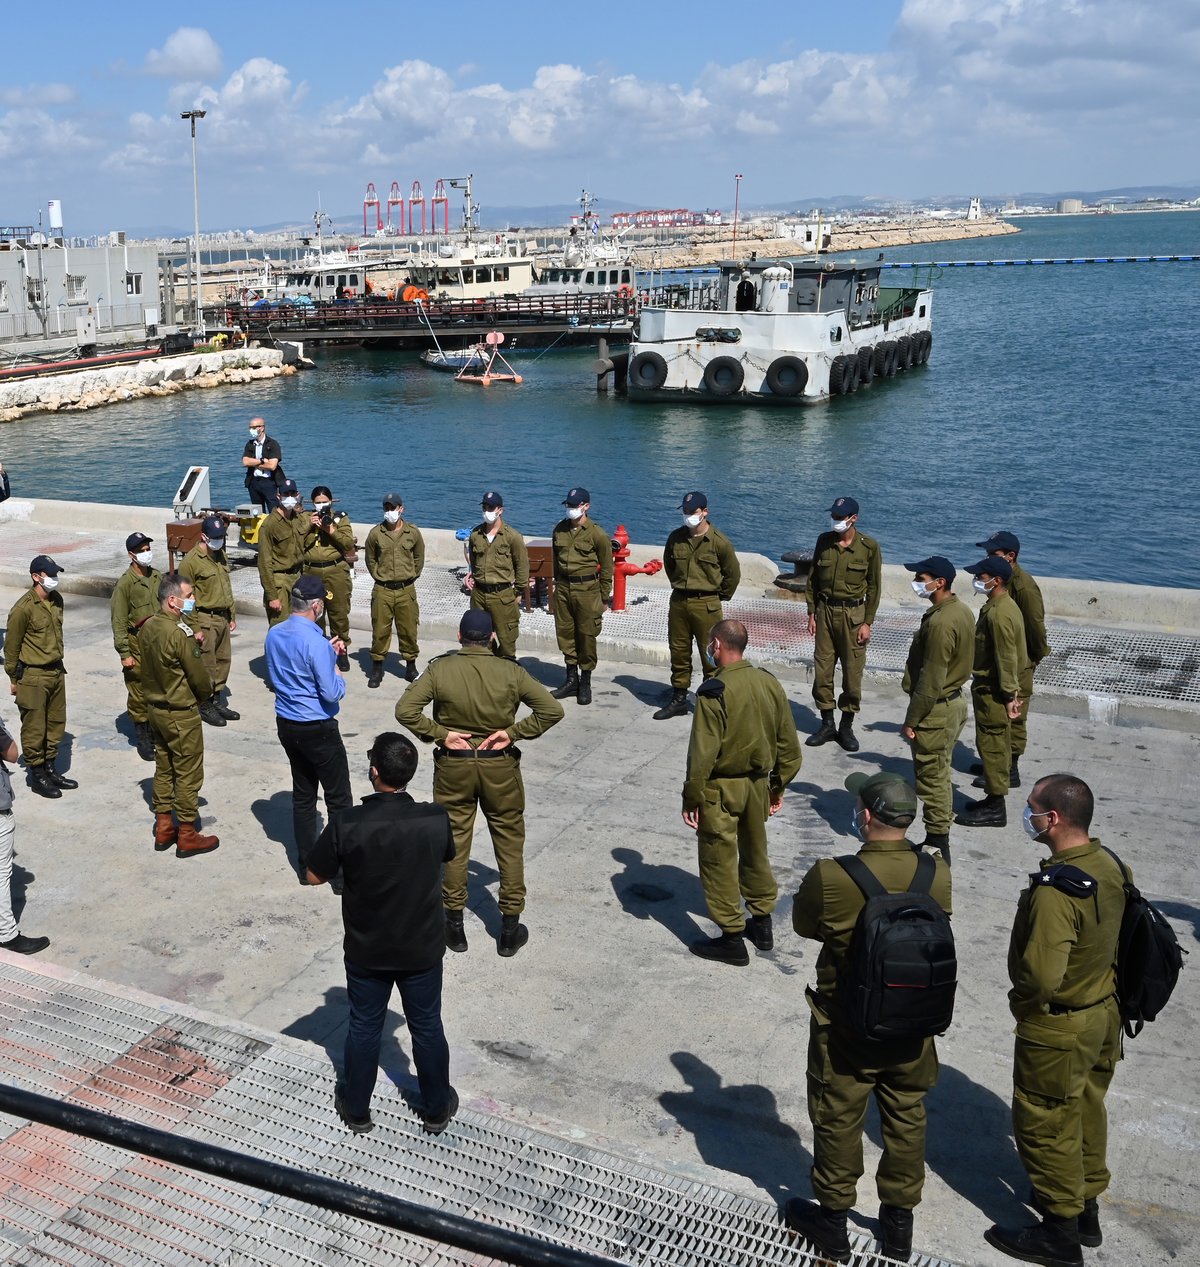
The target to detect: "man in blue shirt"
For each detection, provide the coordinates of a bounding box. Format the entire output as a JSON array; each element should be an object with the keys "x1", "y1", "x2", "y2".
[{"x1": 265, "y1": 575, "x2": 353, "y2": 876}]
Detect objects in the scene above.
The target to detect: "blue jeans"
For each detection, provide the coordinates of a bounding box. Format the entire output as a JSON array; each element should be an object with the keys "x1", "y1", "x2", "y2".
[{"x1": 343, "y1": 958, "x2": 450, "y2": 1119}]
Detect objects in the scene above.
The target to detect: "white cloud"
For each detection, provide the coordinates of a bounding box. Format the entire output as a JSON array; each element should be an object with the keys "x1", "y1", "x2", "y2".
[
  {"x1": 0, "y1": 83, "x2": 76, "y2": 108},
  {"x1": 145, "y1": 28, "x2": 222, "y2": 80}
]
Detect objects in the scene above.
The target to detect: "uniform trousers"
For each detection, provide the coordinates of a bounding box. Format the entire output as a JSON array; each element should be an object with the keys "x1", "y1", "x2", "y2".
[
  {"x1": 311, "y1": 563, "x2": 353, "y2": 646},
  {"x1": 148, "y1": 704, "x2": 204, "y2": 822},
  {"x1": 971, "y1": 684, "x2": 1012, "y2": 795},
  {"x1": 192, "y1": 612, "x2": 232, "y2": 694},
  {"x1": 0, "y1": 811, "x2": 19, "y2": 943},
  {"x1": 122, "y1": 627, "x2": 148, "y2": 723},
  {"x1": 807, "y1": 1009, "x2": 939, "y2": 1211},
  {"x1": 15, "y1": 666, "x2": 66, "y2": 768},
  {"x1": 470, "y1": 588, "x2": 520, "y2": 659},
  {"x1": 1011, "y1": 663, "x2": 1036, "y2": 758},
  {"x1": 371, "y1": 583, "x2": 420, "y2": 661},
  {"x1": 263, "y1": 570, "x2": 301, "y2": 627},
  {"x1": 275, "y1": 716, "x2": 353, "y2": 867},
  {"x1": 553, "y1": 580, "x2": 604, "y2": 670},
  {"x1": 343, "y1": 958, "x2": 451, "y2": 1120},
  {"x1": 667, "y1": 593, "x2": 723, "y2": 689},
  {"x1": 812, "y1": 600, "x2": 868, "y2": 714},
  {"x1": 1012, "y1": 998, "x2": 1122, "y2": 1218},
  {"x1": 696, "y1": 774, "x2": 775, "y2": 932},
  {"x1": 910, "y1": 695, "x2": 969, "y2": 835},
  {"x1": 434, "y1": 750, "x2": 526, "y2": 914}
]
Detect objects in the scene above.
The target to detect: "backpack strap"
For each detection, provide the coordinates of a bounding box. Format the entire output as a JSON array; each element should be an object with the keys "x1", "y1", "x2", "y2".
[
  {"x1": 1100, "y1": 844, "x2": 1133, "y2": 887},
  {"x1": 909, "y1": 850, "x2": 936, "y2": 896},
  {"x1": 836, "y1": 854, "x2": 887, "y2": 899}
]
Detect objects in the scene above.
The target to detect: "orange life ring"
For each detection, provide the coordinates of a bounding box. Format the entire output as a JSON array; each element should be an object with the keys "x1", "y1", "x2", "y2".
[
  {"x1": 344, "y1": 288, "x2": 355, "y2": 298},
  {"x1": 414, "y1": 288, "x2": 429, "y2": 303},
  {"x1": 617, "y1": 284, "x2": 634, "y2": 298},
  {"x1": 402, "y1": 285, "x2": 419, "y2": 302}
]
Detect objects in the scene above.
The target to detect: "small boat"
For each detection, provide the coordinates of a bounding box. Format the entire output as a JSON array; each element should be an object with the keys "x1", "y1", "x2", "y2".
[
  {"x1": 449, "y1": 332, "x2": 523, "y2": 386},
  {"x1": 420, "y1": 346, "x2": 488, "y2": 373}
]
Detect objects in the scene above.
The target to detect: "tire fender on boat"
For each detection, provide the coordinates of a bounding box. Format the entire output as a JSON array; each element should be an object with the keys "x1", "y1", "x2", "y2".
[
  {"x1": 630, "y1": 350, "x2": 669, "y2": 391},
  {"x1": 828, "y1": 355, "x2": 847, "y2": 396},
  {"x1": 844, "y1": 356, "x2": 861, "y2": 392},
  {"x1": 856, "y1": 347, "x2": 875, "y2": 384},
  {"x1": 872, "y1": 343, "x2": 889, "y2": 378},
  {"x1": 895, "y1": 335, "x2": 912, "y2": 370},
  {"x1": 764, "y1": 355, "x2": 808, "y2": 397},
  {"x1": 703, "y1": 356, "x2": 745, "y2": 396}
]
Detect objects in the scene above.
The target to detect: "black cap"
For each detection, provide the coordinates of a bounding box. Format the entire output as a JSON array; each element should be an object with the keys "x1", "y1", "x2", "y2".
[
  {"x1": 845, "y1": 772, "x2": 918, "y2": 827},
  {"x1": 291, "y1": 574, "x2": 328, "y2": 602},
  {"x1": 563, "y1": 487, "x2": 590, "y2": 507},
  {"x1": 965, "y1": 555, "x2": 1012, "y2": 582},
  {"x1": 829, "y1": 496, "x2": 859, "y2": 518},
  {"x1": 459, "y1": 609, "x2": 494, "y2": 639},
  {"x1": 382, "y1": 492, "x2": 403, "y2": 507},
  {"x1": 276, "y1": 479, "x2": 299, "y2": 497},
  {"x1": 30, "y1": 555, "x2": 63, "y2": 576},
  {"x1": 976, "y1": 530, "x2": 1020, "y2": 554},
  {"x1": 905, "y1": 555, "x2": 955, "y2": 584},
  {"x1": 201, "y1": 515, "x2": 227, "y2": 538},
  {"x1": 680, "y1": 491, "x2": 708, "y2": 513},
  {"x1": 481, "y1": 490, "x2": 503, "y2": 509},
  {"x1": 125, "y1": 532, "x2": 153, "y2": 552}
]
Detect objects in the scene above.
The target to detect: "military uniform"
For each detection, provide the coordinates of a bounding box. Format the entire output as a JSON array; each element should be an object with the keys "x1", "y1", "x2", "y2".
[
  {"x1": 805, "y1": 530, "x2": 882, "y2": 715},
  {"x1": 179, "y1": 544, "x2": 235, "y2": 696},
  {"x1": 304, "y1": 511, "x2": 356, "y2": 645},
  {"x1": 1006, "y1": 840, "x2": 1125, "y2": 1219},
  {"x1": 110, "y1": 564, "x2": 161, "y2": 727},
  {"x1": 663, "y1": 525, "x2": 740, "y2": 689},
  {"x1": 138, "y1": 610, "x2": 213, "y2": 829},
  {"x1": 970, "y1": 591, "x2": 1027, "y2": 796},
  {"x1": 467, "y1": 521, "x2": 528, "y2": 659},
  {"x1": 395, "y1": 646, "x2": 563, "y2": 917},
  {"x1": 4, "y1": 588, "x2": 67, "y2": 773},
  {"x1": 257, "y1": 509, "x2": 305, "y2": 626},
  {"x1": 793, "y1": 840, "x2": 952, "y2": 1214},
  {"x1": 903, "y1": 595, "x2": 975, "y2": 836},
  {"x1": 366, "y1": 518, "x2": 425, "y2": 665},
  {"x1": 551, "y1": 516, "x2": 613, "y2": 672},
  {"x1": 1009, "y1": 562, "x2": 1051, "y2": 760},
  {"x1": 683, "y1": 660, "x2": 802, "y2": 934}
]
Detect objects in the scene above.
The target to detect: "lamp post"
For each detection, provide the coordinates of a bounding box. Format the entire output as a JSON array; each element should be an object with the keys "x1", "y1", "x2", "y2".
[
  {"x1": 180, "y1": 109, "x2": 206, "y2": 328},
  {"x1": 732, "y1": 173, "x2": 744, "y2": 259}
]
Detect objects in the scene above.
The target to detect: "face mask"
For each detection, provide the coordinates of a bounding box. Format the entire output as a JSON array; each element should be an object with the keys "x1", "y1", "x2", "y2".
[
  {"x1": 483, "y1": 509, "x2": 499, "y2": 524},
  {"x1": 704, "y1": 641, "x2": 717, "y2": 668},
  {"x1": 205, "y1": 537, "x2": 225, "y2": 552},
  {"x1": 1023, "y1": 806, "x2": 1052, "y2": 841},
  {"x1": 39, "y1": 575, "x2": 59, "y2": 592},
  {"x1": 383, "y1": 509, "x2": 401, "y2": 525},
  {"x1": 849, "y1": 807, "x2": 864, "y2": 840},
  {"x1": 683, "y1": 512, "x2": 702, "y2": 528},
  {"x1": 249, "y1": 428, "x2": 262, "y2": 440},
  {"x1": 181, "y1": 597, "x2": 196, "y2": 614},
  {"x1": 567, "y1": 506, "x2": 584, "y2": 521},
  {"x1": 911, "y1": 580, "x2": 931, "y2": 597},
  {"x1": 135, "y1": 550, "x2": 153, "y2": 566},
  {"x1": 972, "y1": 578, "x2": 992, "y2": 595},
  {"x1": 831, "y1": 518, "x2": 851, "y2": 532},
  {"x1": 281, "y1": 496, "x2": 299, "y2": 510}
]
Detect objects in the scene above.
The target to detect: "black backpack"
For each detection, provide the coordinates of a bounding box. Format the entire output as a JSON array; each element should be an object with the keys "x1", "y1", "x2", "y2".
[
  {"x1": 836, "y1": 852, "x2": 957, "y2": 1041},
  {"x1": 1103, "y1": 847, "x2": 1187, "y2": 1038}
]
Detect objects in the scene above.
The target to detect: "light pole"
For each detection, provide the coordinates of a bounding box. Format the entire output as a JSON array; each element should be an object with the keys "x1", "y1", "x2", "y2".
[
  {"x1": 732, "y1": 173, "x2": 744, "y2": 259},
  {"x1": 181, "y1": 109, "x2": 206, "y2": 328}
]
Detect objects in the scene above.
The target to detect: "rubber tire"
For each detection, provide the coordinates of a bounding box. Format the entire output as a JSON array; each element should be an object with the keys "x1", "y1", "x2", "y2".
[
  {"x1": 703, "y1": 355, "x2": 744, "y2": 396},
  {"x1": 921, "y1": 332, "x2": 934, "y2": 364},
  {"x1": 895, "y1": 335, "x2": 912, "y2": 371},
  {"x1": 828, "y1": 355, "x2": 847, "y2": 396},
  {"x1": 629, "y1": 350, "x2": 668, "y2": 391},
  {"x1": 856, "y1": 347, "x2": 875, "y2": 384},
  {"x1": 844, "y1": 356, "x2": 861, "y2": 393},
  {"x1": 764, "y1": 355, "x2": 808, "y2": 397},
  {"x1": 872, "y1": 343, "x2": 889, "y2": 377}
]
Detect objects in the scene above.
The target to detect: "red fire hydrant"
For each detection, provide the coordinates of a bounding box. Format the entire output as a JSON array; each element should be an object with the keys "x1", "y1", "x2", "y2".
[{"x1": 611, "y1": 524, "x2": 663, "y2": 612}]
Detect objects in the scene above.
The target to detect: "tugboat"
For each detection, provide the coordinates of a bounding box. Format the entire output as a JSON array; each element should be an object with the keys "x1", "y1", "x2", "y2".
[{"x1": 623, "y1": 257, "x2": 933, "y2": 404}]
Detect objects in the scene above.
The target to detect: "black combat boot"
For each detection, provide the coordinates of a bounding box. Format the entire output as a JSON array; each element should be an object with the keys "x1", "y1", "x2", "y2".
[
  {"x1": 652, "y1": 689, "x2": 688, "y2": 720},
  {"x1": 920, "y1": 832, "x2": 951, "y2": 865},
  {"x1": 743, "y1": 914, "x2": 774, "y2": 951},
  {"x1": 445, "y1": 911, "x2": 468, "y2": 954},
  {"x1": 27, "y1": 766, "x2": 61, "y2": 799},
  {"x1": 836, "y1": 712, "x2": 860, "y2": 752},
  {"x1": 497, "y1": 914, "x2": 529, "y2": 957},
  {"x1": 404, "y1": 660, "x2": 419, "y2": 682},
  {"x1": 576, "y1": 671, "x2": 592, "y2": 706},
  {"x1": 689, "y1": 932, "x2": 750, "y2": 966},
  {"x1": 806, "y1": 710, "x2": 838, "y2": 746},
  {"x1": 955, "y1": 794, "x2": 1007, "y2": 827},
  {"x1": 336, "y1": 651, "x2": 351, "y2": 672},
  {"x1": 551, "y1": 666, "x2": 579, "y2": 699},
  {"x1": 1030, "y1": 1191, "x2": 1101, "y2": 1248},
  {"x1": 985, "y1": 1213, "x2": 1082, "y2": 1266},
  {"x1": 45, "y1": 764, "x2": 78, "y2": 790},
  {"x1": 367, "y1": 661, "x2": 384, "y2": 689},
  {"x1": 135, "y1": 721, "x2": 155, "y2": 762},
  {"x1": 213, "y1": 693, "x2": 240, "y2": 721},
  {"x1": 198, "y1": 696, "x2": 227, "y2": 726},
  {"x1": 879, "y1": 1204, "x2": 914, "y2": 1262},
  {"x1": 781, "y1": 1198, "x2": 852, "y2": 1263}
]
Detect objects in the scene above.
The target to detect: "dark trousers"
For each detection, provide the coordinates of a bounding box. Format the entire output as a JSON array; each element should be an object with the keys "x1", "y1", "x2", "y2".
[
  {"x1": 343, "y1": 958, "x2": 450, "y2": 1119},
  {"x1": 275, "y1": 716, "x2": 352, "y2": 865},
  {"x1": 247, "y1": 480, "x2": 274, "y2": 512}
]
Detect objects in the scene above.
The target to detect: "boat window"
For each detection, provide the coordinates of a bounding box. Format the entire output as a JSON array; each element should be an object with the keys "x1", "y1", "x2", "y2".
[
  {"x1": 495, "y1": 266, "x2": 509, "y2": 282},
  {"x1": 437, "y1": 270, "x2": 455, "y2": 286},
  {"x1": 476, "y1": 267, "x2": 492, "y2": 283},
  {"x1": 621, "y1": 269, "x2": 631, "y2": 283},
  {"x1": 919, "y1": 304, "x2": 926, "y2": 317},
  {"x1": 315, "y1": 276, "x2": 323, "y2": 287},
  {"x1": 572, "y1": 271, "x2": 582, "y2": 283},
  {"x1": 349, "y1": 274, "x2": 358, "y2": 286},
  {"x1": 585, "y1": 272, "x2": 595, "y2": 284}
]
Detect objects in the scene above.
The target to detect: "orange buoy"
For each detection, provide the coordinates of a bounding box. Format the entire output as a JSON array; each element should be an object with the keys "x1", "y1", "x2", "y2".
[
  {"x1": 415, "y1": 288, "x2": 429, "y2": 302},
  {"x1": 617, "y1": 284, "x2": 634, "y2": 298},
  {"x1": 402, "y1": 285, "x2": 419, "y2": 302}
]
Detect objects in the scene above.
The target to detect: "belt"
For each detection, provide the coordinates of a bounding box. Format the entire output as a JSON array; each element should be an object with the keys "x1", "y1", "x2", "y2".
[
  {"x1": 557, "y1": 574, "x2": 599, "y2": 583},
  {"x1": 197, "y1": 606, "x2": 232, "y2": 618},
  {"x1": 475, "y1": 581, "x2": 515, "y2": 593},
  {"x1": 148, "y1": 701, "x2": 195, "y2": 712},
  {"x1": 277, "y1": 716, "x2": 338, "y2": 728},
  {"x1": 375, "y1": 578, "x2": 415, "y2": 590},
  {"x1": 1048, "y1": 996, "x2": 1112, "y2": 1016},
  {"x1": 24, "y1": 660, "x2": 64, "y2": 672},
  {"x1": 273, "y1": 568, "x2": 301, "y2": 575},
  {"x1": 672, "y1": 589, "x2": 718, "y2": 599},
  {"x1": 819, "y1": 596, "x2": 866, "y2": 608},
  {"x1": 305, "y1": 559, "x2": 342, "y2": 569},
  {"x1": 435, "y1": 746, "x2": 517, "y2": 758},
  {"x1": 936, "y1": 689, "x2": 962, "y2": 703}
]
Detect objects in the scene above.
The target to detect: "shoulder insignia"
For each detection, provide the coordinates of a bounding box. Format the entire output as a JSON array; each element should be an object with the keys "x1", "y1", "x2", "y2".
[
  {"x1": 428, "y1": 649, "x2": 456, "y2": 664},
  {"x1": 696, "y1": 679, "x2": 725, "y2": 699},
  {"x1": 1031, "y1": 864, "x2": 1097, "y2": 899}
]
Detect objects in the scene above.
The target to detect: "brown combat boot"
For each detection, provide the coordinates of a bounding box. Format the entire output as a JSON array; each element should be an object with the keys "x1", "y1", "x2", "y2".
[
  {"x1": 153, "y1": 812, "x2": 178, "y2": 852},
  {"x1": 176, "y1": 822, "x2": 220, "y2": 858}
]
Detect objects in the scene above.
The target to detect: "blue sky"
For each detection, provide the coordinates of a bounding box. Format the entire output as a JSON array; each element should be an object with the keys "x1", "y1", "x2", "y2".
[{"x1": 3, "y1": 0, "x2": 1197, "y2": 235}]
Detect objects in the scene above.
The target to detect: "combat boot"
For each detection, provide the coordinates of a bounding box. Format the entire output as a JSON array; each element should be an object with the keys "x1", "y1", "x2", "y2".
[
  {"x1": 27, "y1": 766, "x2": 61, "y2": 799},
  {"x1": 985, "y1": 1213, "x2": 1082, "y2": 1266},
  {"x1": 367, "y1": 661, "x2": 384, "y2": 689},
  {"x1": 879, "y1": 1204, "x2": 914, "y2": 1262},
  {"x1": 176, "y1": 823, "x2": 220, "y2": 858},
  {"x1": 1031, "y1": 1191, "x2": 1101, "y2": 1248},
  {"x1": 45, "y1": 764, "x2": 78, "y2": 790},
  {"x1": 806, "y1": 710, "x2": 838, "y2": 746},
  {"x1": 836, "y1": 712, "x2": 860, "y2": 752},
  {"x1": 198, "y1": 697, "x2": 227, "y2": 727},
  {"x1": 690, "y1": 932, "x2": 750, "y2": 966},
  {"x1": 135, "y1": 722, "x2": 155, "y2": 762},
  {"x1": 404, "y1": 660, "x2": 419, "y2": 682},
  {"x1": 336, "y1": 651, "x2": 351, "y2": 672},
  {"x1": 781, "y1": 1199, "x2": 852, "y2": 1263},
  {"x1": 497, "y1": 914, "x2": 529, "y2": 957},
  {"x1": 576, "y1": 671, "x2": 592, "y2": 706},
  {"x1": 652, "y1": 689, "x2": 689, "y2": 720},
  {"x1": 974, "y1": 758, "x2": 1020, "y2": 789},
  {"x1": 551, "y1": 666, "x2": 579, "y2": 699},
  {"x1": 955, "y1": 794, "x2": 1007, "y2": 827},
  {"x1": 445, "y1": 910, "x2": 468, "y2": 954},
  {"x1": 153, "y1": 812, "x2": 178, "y2": 852},
  {"x1": 920, "y1": 832, "x2": 951, "y2": 865},
  {"x1": 213, "y1": 693, "x2": 240, "y2": 721},
  {"x1": 744, "y1": 914, "x2": 774, "y2": 951}
]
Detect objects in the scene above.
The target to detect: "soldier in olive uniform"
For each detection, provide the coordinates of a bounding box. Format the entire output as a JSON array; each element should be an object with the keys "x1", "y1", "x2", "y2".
[
  {"x1": 4, "y1": 556, "x2": 77, "y2": 800},
  {"x1": 138, "y1": 575, "x2": 219, "y2": 858},
  {"x1": 465, "y1": 491, "x2": 528, "y2": 661},
  {"x1": 365, "y1": 492, "x2": 425, "y2": 688},
  {"x1": 395, "y1": 610, "x2": 563, "y2": 957},
  {"x1": 550, "y1": 487, "x2": 614, "y2": 707},
  {"x1": 786, "y1": 772, "x2": 952, "y2": 1265},
  {"x1": 985, "y1": 775, "x2": 1125, "y2": 1267},
  {"x1": 257, "y1": 479, "x2": 305, "y2": 628},
  {"x1": 972, "y1": 531, "x2": 1052, "y2": 788},
  {"x1": 682, "y1": 620, "x2": 802, "y2": 965},
  {"x1": 654, "y1": 491, "x2": 741, "y2": 720},
  {"x1": 805, "y1": 496, "x2": 882, "y2": 753},
  {"x1": 900, "y1": 556, "x2": 975, "y2": 864},
  {"x1": 956, "y1": 556, "x2": 1027, "y2": 828},
  {"x1": 179, "y1": 515, "x2": 240, "y2": 727},
  {"x1": 110, "y1": 532, "x2": 162, "y2": 761},
  {"x1": 303, "y1": 485, "x2": 356, "y2": 670}
]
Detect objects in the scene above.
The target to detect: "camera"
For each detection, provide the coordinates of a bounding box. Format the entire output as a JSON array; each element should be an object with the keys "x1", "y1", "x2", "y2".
[{"x1": 316, "y1": 505, "x2": 333, "y2": 527}]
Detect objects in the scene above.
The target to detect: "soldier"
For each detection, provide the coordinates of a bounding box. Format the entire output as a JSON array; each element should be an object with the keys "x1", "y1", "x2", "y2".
[
  {"x1": 257, "y1": 479, "x2": 305, "y2": 628},
  {"x1": 654, "y1": 491, "x2": 741, "y2": 720},
  {"x1": 681, "y1": 620, "x2": 802, "y2": 965},
  {"x1": 549, "y1": 486, "x2": 614, "y2": 707},
  {"x1": 465, "y1": 491, "x2": 528, "y2": 661},
  {"x1": 365, "y1": 492, "x2": 425, "y2": 688},
  {"x1": 786, "y1": 772, "x2": 951, "y2": 1265},
  {"x1": 900, "y1": 556, "x2": 975, "y2": 864},
  {"x1": 985, "y1": 774, "x2": 1125, "y2": 1267},
  {"x1": 138, "y1": 575, "x2": 219, "y2": 858},
  {"x1": 242, "y1": 416, "x2": 283, "y2": 512},
  {"x1": 110, "y1": 531, "x2": 162, "y2": 761},
  {"x1": 805, "y1": 497, "x2": 882, "y2": 753},
  {"x1": 956, "y1": 556, "x2": 1026, "y2": 828},
  {"x1": 972, "y1": 531, "x2": 1052, "y2": 789},
  {"x1": 4, "y1": 556, "x2": 77, "y2": 800},
  {"x1": 179, "y1": 514, "x2": 240, "y2": 726},
  {"x1": 395, "y1": 610, "x2": 563, "y2": 958},
  {"x1": 304, "y1": 485, "x2": 356, "y2": 672}
]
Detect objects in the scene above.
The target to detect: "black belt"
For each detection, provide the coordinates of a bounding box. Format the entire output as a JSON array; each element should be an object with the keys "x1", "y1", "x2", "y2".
[
  {"x1": 435, "y1": 746, "x2": 518, "y2": 758},
  {"x1": 557, "y1": 574, "x2": 599, "y2": 583},
  {"x1": 936, "y1": 689, "x2": 962, "y2": 703},
  {"x1": 673, "y1": 589, "x2": 718, "y2": 599},
  {"x1": 273, "y1": 568, "x2": 301, "y2": 576},
  {"x1": 277, "y1": 716, "x2": 338, "y2": 728},
  {"x1": 24, "y1": 660, "x2": 64, "y2": 672},
  {"x1": 305, "y1": 559, "x2": 342, "y2": 569},
  {"x1": 375, "y1": 578, "x2": 416, "y2": 590},
  {"x1": 819, "y1": 596, "x2": 866, "y2": 608},
  {"x1": 197, "y1": 606, "x2": 232, "y2": 618},
  {"x1": 1048, "y1": 996, "x2": 1111, "y2": 1016},
  {"x1": 148, "y1": 701, "x2": 195, "y2": 712},
  {"x1": 475, "y1": 581, "x2": 515, "y2": 593}
]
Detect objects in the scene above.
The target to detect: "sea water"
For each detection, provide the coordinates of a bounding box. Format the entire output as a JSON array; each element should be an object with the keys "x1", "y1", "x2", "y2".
[{"x1": 4, "y1": 212, "x2": 1197, "y2": 588}]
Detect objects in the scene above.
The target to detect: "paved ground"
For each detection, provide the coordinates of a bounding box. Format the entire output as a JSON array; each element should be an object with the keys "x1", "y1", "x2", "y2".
[{"x1": 0, "y1": 567, "x2": 1196, "y2": 1265}]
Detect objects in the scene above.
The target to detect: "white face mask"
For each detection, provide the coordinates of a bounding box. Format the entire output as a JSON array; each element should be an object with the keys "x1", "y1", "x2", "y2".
[
  {"x1": 911, "y1": 579, "x2": 935, "y2": 597},
  {"x1": 281, "y1": 496, "x2": 299, "y2": 510},
  {"x1": 249, "y1": 428, "x2": 262, "y2": 440},
  {"x1": 972, "y1": 578, "x2": 993, "y2": 595},
  {"x1": 135, "y1": 550, "x2": 153, "y2": 566},
  {"x1": 849, "y1": 807, "x2": 864, "y2": 839},
  {"x1": 1023, "y1": 805, "x2": 1052, "y2": 841},
  {"x1": 566, "y1": 506, "x2": 585, "y2": 521},
  {"x1": 383, "y1": 509, "x2": 401, "y2": 525},
  {"x1": 483, "y1": 509, "x2": 499, "y2": 524},
  {"x1": 831, "y1": 518, "x2": 852, "y2": 532},
  {"x1": 39, "y1": 575, "x2": 59, "y2": 592},
  {"x1": 683, "y1": 512, "x2": 703, "y2": 528},
  {"x1": 205, "y1": 537, "x2": 224, "y2": 552}
]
